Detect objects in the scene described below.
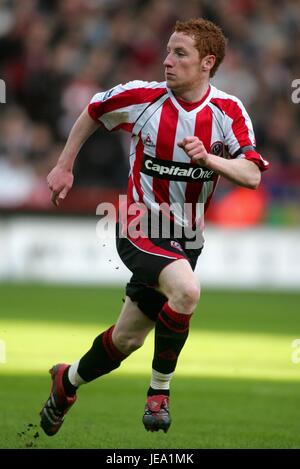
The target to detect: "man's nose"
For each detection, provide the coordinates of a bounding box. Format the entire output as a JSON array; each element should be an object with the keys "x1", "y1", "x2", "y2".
[{"x1": 163, "y1": 53, "x2": 173, "y2": 67}]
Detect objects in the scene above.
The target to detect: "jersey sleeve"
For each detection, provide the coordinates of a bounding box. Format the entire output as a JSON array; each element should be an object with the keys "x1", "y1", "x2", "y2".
[
  {"x1": 223, "y1": 97, "x2": 269, "y2": 171},
  {"x1": 88, "y1": 80, "x2": 166, "y2": 133}
]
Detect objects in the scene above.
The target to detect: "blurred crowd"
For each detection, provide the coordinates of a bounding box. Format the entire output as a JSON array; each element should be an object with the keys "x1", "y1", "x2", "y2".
[{"x1": 0, "y1": 0, "x2": 299, "y2": 218}]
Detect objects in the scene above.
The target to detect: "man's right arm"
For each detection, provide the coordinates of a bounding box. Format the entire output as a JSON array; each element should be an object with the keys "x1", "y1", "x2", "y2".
[
  {"x1": 48, "y1": 80, "x2": 166, "y2": 206},
  {"x1": 47, "y1": 107, "x2": 100, "y2": 206}
]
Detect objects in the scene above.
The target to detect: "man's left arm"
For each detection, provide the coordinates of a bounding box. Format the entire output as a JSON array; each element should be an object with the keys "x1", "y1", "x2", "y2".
[{"x1": 178, "y1": 136, "x2": 262, "y2": 189}]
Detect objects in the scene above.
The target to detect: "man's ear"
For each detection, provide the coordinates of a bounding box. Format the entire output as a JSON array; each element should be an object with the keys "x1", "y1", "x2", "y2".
[{"x1": 201, "y1": 55, "x2": 216, "y2": 72}]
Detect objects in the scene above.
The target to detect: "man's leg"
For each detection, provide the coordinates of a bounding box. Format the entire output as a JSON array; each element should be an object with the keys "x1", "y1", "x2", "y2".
[
  {"x1": 72, "y1": 296, "x2": 154, "y2": 383},
  {"x1": 112, "y1": 297, "x2": 155, "y2": 354},
  {"x1": 143, "y1": 259, "x2": 200, "y2": 432},
  {"x1": 40, "y1": 297, "x2": 154, "y2": 436}
]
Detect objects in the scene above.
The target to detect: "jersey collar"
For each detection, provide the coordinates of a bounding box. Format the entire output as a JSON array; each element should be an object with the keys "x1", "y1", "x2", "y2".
[{"x1": 167, "y1": 84, "x2": 212, "y2": 115}]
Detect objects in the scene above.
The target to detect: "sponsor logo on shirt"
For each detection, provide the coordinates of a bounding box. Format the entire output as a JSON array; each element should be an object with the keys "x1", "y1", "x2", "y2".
[{"x1": 141, "y1": 154, "x2": 216, "y2": 182}]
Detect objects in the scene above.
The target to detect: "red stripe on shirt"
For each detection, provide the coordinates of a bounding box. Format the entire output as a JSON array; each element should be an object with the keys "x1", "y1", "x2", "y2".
[
  {"x1": 127, "y1": 173, "x2": 135, "y2": 206},
  {"x1": 88, "y1": 87, "x2": 166, "y2": 121},
  {"x1": 243, "y1": 150, "x2": 269, "y2": 172},
  {"x1": 211, "y1": 98, "x2": 252, "y2": 148},
  {"x1": 210, "y1": 98, "x2": 269, "y2": 171},
  {"x1": 184, "y1": 106, "x2": 213, "y2": 226},
  {"x1": 152, "y1": 100, "x2": 179, "y2": 206},
  {"x1": 131, "y1": 139, "x2": 145, "y2": 203},
  {"x1": 117, "y1": 175, "x2": 134, "y2": 234},
  {"x1": 110, "y1": 122, "x2": 133, "y2": 132}
]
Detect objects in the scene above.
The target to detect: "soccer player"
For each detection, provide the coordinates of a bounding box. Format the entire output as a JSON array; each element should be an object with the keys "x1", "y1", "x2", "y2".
[{"x1": 40, "y1": 18, "x2": 269, "y2": 436}]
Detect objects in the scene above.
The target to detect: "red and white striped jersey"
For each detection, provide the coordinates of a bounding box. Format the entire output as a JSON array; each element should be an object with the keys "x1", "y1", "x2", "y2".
[{"x1": 88, "y1": 80, "x2": 269, "y2": 229}]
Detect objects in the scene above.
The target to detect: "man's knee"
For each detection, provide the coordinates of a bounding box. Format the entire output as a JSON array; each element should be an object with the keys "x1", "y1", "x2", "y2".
[
  {"x1": 158, "y1": 259, "x2": 201, "y2": 314},
  {"x1": 169, "y1": 283, "x2": 200, "y2": 314},
  {"x1": 113, "y1": 330, "x2": 145, "y2": 355}
]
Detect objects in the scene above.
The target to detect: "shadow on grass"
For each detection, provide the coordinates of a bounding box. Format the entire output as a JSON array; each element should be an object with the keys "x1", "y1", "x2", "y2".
[
  {"x1": 0, "y1": 284, "x2": 300, "y2": 336},
  {"x1": 0, "y1": 373, "x2": 300, "y2": 449}
]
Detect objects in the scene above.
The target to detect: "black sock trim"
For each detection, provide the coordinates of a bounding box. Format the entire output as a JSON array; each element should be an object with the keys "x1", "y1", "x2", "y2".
[
  {"x1": 62, "y1": 367, "x2": 78, "y2": 397},
  {"x1": 147, "y1": 386, "x2": 170, "y2": 396}
]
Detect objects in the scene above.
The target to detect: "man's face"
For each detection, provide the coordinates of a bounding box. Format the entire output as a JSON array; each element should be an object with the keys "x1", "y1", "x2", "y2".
[{"x1": 164, "y1": 32, "x2": 208, "y2": 93}]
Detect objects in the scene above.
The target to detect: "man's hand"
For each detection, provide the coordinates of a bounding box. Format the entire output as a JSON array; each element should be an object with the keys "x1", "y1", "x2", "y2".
[
  {"x1": 47, "y1": 165, "x2": 74, "y2": 207},
  {"x1": 178, "y1": 136, "x2": 210, "y2": 166}
]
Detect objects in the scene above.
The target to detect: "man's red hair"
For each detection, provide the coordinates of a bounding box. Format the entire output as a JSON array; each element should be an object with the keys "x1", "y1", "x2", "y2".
[{"x1": 175, "y1": 18, "x2": 227, "y2": 77}]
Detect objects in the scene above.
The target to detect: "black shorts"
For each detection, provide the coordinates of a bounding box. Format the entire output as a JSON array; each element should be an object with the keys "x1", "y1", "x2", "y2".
[{"x1": 116, "y1": 222, "x2": 203, "y2": 321}]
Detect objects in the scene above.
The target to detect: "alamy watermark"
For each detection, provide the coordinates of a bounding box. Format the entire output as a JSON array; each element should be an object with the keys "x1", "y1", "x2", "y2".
[
  {"x1": 291, "y1": 79, "x2": 300, "y2": 104},
  {"x1": 0, "y1": 79, "x2": 6, "y2": 103},
  {"x1": 291, "y1": 339, "x2": 300, "y2": 364},
  {"x1": 96, "y1": 195, "x2": 204, "y2": 249}
]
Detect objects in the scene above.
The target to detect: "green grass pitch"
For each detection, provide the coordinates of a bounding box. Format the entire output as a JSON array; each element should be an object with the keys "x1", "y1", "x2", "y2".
[{"x1": 0, "y1": 284, "x2": 300, "y2": 449}]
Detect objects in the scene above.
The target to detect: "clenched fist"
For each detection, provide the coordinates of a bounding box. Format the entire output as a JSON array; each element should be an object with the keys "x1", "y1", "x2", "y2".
[{"x1": 178, "y1": 136, "x2": 210, "y2": 166}]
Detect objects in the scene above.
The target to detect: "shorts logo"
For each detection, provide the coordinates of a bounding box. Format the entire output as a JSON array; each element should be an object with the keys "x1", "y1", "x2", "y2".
[
  {"x1": 170, "y1": 240, "x2": 183, "y2": 251},
  {"x1": 141, "y1": 154, "x2": 216, "y2": 182},
  {"x1": 210, "y1": 141, "x2": 224, "y2": 156}
]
